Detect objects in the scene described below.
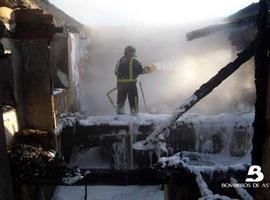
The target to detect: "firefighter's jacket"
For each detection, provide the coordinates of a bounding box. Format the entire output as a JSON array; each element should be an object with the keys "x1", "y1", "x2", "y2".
[{"x1": 115, "y1": 56, "x2": 143, "y2": 83}]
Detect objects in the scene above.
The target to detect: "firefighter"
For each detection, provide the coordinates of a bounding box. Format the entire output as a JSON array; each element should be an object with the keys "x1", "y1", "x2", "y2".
[{"x1": 115, "y1": 46, "x2": 149, "y2": 114}]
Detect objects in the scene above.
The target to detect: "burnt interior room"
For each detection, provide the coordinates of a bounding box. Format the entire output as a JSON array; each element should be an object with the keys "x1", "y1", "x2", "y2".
[{"x1": 1, "y1": 0, "x2": 270, "y2": 200}]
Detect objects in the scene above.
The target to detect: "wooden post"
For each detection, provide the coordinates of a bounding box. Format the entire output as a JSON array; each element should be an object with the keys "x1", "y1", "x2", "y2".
[
  {"x1": 252, "y1": 0, "x2": 270, "y2": 166},
  {"x1": 252, "y1": 0, "x2": 270, "y2": 198}
]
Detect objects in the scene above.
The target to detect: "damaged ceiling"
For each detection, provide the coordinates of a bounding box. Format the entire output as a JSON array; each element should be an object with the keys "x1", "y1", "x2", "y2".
[{"x1": 186, "y1": 2, "x2": 259, "y2": 48}]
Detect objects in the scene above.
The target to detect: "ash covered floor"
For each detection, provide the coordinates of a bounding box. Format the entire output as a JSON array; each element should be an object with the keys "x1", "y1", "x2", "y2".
[
  {"x1": 52, "y1": 185, "x2": 163, "y2": 200},
  {"x1": 52, "y1": 147, "x2": 164, "y2": 200}
]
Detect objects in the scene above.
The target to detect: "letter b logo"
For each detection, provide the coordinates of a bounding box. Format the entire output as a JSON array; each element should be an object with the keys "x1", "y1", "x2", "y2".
[{"x1": 246, "y1": 165, "x2": 264, "y2": 182}]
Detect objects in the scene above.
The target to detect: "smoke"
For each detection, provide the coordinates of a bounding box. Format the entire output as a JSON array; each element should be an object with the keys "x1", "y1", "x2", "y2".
[{"x1": 79, "y1": 24, "x2": 255, "y2": 115}]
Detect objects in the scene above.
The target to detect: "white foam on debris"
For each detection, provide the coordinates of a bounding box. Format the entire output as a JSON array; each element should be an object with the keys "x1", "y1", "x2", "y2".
[
  {"x1": 195, "y1": 172, "x2": 214, "y2": 197},
  {"x1": 134, "y1": 111, "x2": 254, "y2": 152},
  {"x1": 159, "y1": 151, "x2": 250, "y2": 175},
  {"x1": 62, "y1": 168, "x2": 83, "y2": 185},
  {"x1": 230, "y1": 178, "x2": 253, "y2": 200},
  {"x1": 56, "y1": 112, "x2": 169, "y2": 134},
  {"x1": 54, "y1": 112, "x2": 254, "y2": 199}
]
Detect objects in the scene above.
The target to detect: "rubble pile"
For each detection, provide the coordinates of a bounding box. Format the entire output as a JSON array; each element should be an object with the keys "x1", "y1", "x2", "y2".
[
  {"x1": 157, "y1": 152, "x2": 251, "y2": 199},
  {"x1": 7, "y1": 143, "x2": 85, "y2": 185},
  {"x1": 7, "y1": 143, "x2": 56, "y2": 179}
]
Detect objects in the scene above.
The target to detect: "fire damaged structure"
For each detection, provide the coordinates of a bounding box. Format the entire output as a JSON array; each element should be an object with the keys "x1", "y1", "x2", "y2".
[
  {"x1": 0, "y1": 0, "x2": 90, "y2": 199},
  {"x1": 1, "y1": 0, "x2": 270, "y2": 200}
]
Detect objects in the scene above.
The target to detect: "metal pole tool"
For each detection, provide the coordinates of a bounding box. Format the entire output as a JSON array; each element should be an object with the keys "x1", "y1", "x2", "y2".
[{"x1": 139, "y1": 81, "x2": 148, "y2": 113}]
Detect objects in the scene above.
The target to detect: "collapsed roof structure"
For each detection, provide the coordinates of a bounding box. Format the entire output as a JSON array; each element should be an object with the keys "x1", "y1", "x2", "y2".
[{"x1": 186, "y1": 2, "x2": 258, "y2": 50}]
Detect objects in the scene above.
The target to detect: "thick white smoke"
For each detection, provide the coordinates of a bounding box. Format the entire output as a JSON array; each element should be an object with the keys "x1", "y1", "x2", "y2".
[{"x1": 80, "y1": 24, "x2": 255, "y2": 115}]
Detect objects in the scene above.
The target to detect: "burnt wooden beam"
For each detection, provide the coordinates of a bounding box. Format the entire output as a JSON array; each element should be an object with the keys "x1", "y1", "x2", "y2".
[
  {"x1": 186, "y1": 3, "x2": 258, "y2": 41},
  {"x1": 186, "y1": 23, "x2": 237, "y2": 41}
]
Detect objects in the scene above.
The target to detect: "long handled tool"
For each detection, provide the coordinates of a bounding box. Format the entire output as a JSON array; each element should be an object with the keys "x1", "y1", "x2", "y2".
[
  {"x1": 139, "y1": 81, "x2": 148, "y2": 113},
  {"x1": 106, "y1": 87, "x2": 117, "y2": 108}
]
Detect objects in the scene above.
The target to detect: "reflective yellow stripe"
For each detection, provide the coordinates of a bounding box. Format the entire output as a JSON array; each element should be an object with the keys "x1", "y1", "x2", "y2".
[
  {"x1": 129, "y1": 58, "x2": 133, "y2": 80},
  {"x1": 117, "y1": 79, "x2": 136, "y2": 83},
  {"x1": 117, "y1": 58, "x2": 136, "y2": 82}
]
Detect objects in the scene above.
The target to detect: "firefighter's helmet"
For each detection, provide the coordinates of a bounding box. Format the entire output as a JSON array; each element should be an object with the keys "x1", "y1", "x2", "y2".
[{"x1": 124, "y1": 45, "x2": 136, "y2": 56}]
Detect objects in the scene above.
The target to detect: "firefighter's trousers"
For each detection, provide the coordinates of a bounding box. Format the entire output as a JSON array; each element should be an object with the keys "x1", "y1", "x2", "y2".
[{"x1": 117, "y1": 82, "x2": 138, "y2": 114}]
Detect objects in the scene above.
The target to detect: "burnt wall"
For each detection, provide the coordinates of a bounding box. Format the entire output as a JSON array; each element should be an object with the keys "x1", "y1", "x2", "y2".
[
  {"x1": 51, "y1": 33, "x2": 82, "y2": 116},
  {"x1": 14, "y1": 40, "x2": 54, "y2": 132},
  {"x1": 1, "y1": 38, "x2": 56, "y2": 149}
]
